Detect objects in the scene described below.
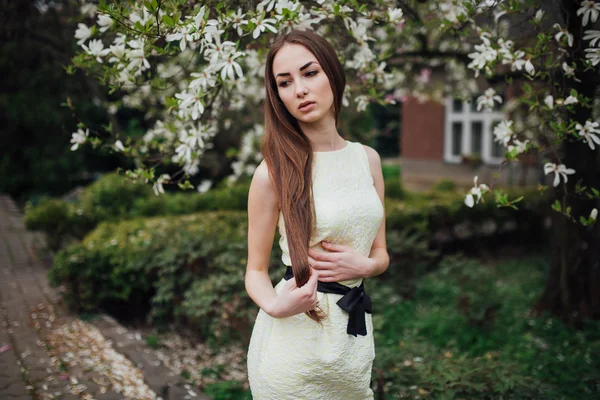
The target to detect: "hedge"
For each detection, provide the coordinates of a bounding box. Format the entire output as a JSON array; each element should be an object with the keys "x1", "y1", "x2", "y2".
[
  {"x1": 50, "y1": 211, "x2": 283, "y2": 346},
  {"x1": 49, "y1": 185, "x2": 550, "y2": 345},
  {"x1": 25, "y1": 174, "x2": 251, "y2": 251}
]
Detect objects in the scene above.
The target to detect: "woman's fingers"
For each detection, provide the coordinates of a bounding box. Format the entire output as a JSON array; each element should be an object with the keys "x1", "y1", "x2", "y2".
[
  {"x1": 309, "y1": 260, "x2": 336, "y2": 271},
  {"x1": 304, "y1": 267, "x2": 319, "y2": 294},
  {"x1": 308, "y1": 249, "x2": 337, "y2": 262}
]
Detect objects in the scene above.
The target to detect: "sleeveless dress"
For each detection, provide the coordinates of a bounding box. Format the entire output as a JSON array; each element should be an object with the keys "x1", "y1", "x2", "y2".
[{"x1": 247, "y1": 140, "x2": 385, "y2": 400}]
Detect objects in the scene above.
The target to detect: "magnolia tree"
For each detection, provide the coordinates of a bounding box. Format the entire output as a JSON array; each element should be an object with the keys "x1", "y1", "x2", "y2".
[{"x1": 68, "y1": 0, "x2": 599, "y2": 322}]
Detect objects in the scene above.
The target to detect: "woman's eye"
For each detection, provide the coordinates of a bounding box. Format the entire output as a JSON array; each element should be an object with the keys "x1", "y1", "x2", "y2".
[{"x1": 278, "y1": 71, "x2": 318, "y2": 88}]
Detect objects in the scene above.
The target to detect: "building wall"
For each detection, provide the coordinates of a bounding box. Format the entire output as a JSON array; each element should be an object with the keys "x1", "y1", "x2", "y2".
[{"x1": 401, "y1": 96, "x2": 444, "y2": 160}]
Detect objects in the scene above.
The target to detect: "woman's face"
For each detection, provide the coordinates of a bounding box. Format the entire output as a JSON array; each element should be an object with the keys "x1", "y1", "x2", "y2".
[{"x1": 272, "y1": 43, "x2": 335, "y2": 124}]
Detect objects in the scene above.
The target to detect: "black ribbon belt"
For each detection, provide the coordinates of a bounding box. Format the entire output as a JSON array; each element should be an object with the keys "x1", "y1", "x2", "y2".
[{"x1": 284, "y1": 266, "x2": 372, "y2": 337}]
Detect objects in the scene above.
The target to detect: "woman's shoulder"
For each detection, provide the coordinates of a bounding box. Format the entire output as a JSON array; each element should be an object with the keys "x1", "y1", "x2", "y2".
[
  {"x1": 249, "y1": 159, "x2": 279, "y2": 210},
  {"x1": 253, "y1": 159, "x2": 271, "y2": 187},
  {"x1": 354, "y1": 142, "x2": 381, "y2": 165}
]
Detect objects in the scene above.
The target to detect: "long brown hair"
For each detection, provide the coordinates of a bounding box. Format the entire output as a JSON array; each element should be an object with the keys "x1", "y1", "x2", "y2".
[{"x1": 261, "y1": 29, "x2": 346, "y2": 322}]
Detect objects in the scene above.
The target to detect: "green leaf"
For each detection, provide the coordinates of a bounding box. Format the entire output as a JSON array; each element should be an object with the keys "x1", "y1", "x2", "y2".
[
  {"x1": 178, "y1": 180, "x2": 194, "y2": 190},
  {"x1": 162, "y1": 15, "x2": 174, "y2": 27},
  {"x1": 551, "y1": 200, "x2": 561, "y2": 212}
]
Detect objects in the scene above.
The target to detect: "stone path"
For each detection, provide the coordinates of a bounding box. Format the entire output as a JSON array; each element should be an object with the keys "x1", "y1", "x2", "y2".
[{"x1": 0, "y1": 195, "x2": 209, "y2": 400}]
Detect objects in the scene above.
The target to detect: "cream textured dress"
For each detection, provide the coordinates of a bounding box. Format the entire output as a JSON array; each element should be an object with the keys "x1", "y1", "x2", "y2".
[{"x1": 247, "y1": 140, "x2": 384, "y2": 400}]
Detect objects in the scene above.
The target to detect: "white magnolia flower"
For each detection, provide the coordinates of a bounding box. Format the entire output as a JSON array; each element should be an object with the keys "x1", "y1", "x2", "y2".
[
  {"x1": 216, "y1": 52, "x2": 244, "y2": 81},
  {"x1": 591, "y1": 208, "x2": 598, "y2": 221},
  {"x1": 513, "y1": 57, "x2": 535, "y2": 75},
  {"x1": 544, "y1": 95, "x2": 554, "y2": 109},
  {"x1": 204, "y1": 37, "x2": 236, "y2": 64},
  {"x1": 508, "y1": 139, "x2": 529, "y2": 154},
  {"x1": 130, "y1": 8, "x2": 153, "y2": 26},
  {"x1": 575, "y1": 120, "x2": 600, "y2": 150},
  {"x1": 476, "y1": 88, "x2": 502, "y2": 111},
  {"x1": 562, "y1": 62, "x2": 581, "y2": 81},
  {"x1": 108, "y1": 43, "x2": 126, "y2": 63},
  {"x1": 80, "y1": 2, "x2": 97, "y2": 17},
  {"x1": 251, "y1": 15, "x2": 278, "y2": 39},
  {"x1": 544, "y1": 163, "x2": 575, "y2": 187},
  {"x1": 174, "y1": 142, "x2": 193, "y2": 164},
  {"x1": 583, "y1": 30, "x2": 600, "y2": 46},
  {"x1": 372, "y1": 61, "x2": 393, "y2": 85},
  {"x1": 275, "y1": 0, "x2": 301, "y2": 14},
  {"x1": 192, "y1": 5, "x2": 208, "y2": 30},
  {"x1": 113, "y1": 32, "x2": 127, "y2": 46},
  {"x1": 387, "y1": 7, "x2": 404, "y2": 22},
  {"x1": 257, "y1": 0, "x2": 277, "y2": 12},
  {"x1": 114, "y1": 140, "x2": 125, "y2": 152},
  {"x1": 81, "y1": 39, "x2": 110, "y2": 63},
  {"x1": 585, "y1": 47, "x2": 600, "y2": 65},
  {"x1": 467, "y1": 42, "x2": 498, "y2": 76},
  {"x1": 70, "y1": 128, "x2": 89, "y2": 151},
  {"x1": 577, "y1": 0, "x2": 600, "y2": 26},
  {"x1": 126, "y1": 39, "x2": 150, "y2": 74},
  {"x1": 97, "y1": 14, "x2": 114, "y2": 33},
  {"x1": 553, "y1": 23, "x2": 574, "y2": 47},
  {"x1": 183, "y1": 159, "x2": 200, "y2": 176},
  {"x1": 166, "y1": 27, "x2": 196, "y2": 52},
  {"x1": 493, "y1": 120, "x2": 514, "y2": 147},
  {"x1": 229, "y1": 9, "x2": 249, "y2": 36},
  {"x1": 464, "y1": 176, "x2": 489, "y2": 208},
  {"x1": 190, "y1": 69, "x2": 217, "y2": 90},
  {"x1": 562, "y1": 95, "x2": 578, "y2": 105},
  {"x1": 355, "y1": 95, "x2": 369, "y2": 112},
  {"x1": 534, "y1": 9, "x2": 545, "y2": 23},
  {"x1": 197, "y1": 180, "x2": 213, "y2": 193},
  {"x1": 153, "y1": 174, "x2": 170, "y2": 196},
  {"x1": 175, "y1": 87, "x2": 205, "y2": 120},
  {"x1": 74, "y1": 23, "x2": 92, "y2": 45}
]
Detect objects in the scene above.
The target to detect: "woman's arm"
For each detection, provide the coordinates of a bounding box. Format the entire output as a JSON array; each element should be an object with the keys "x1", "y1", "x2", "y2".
[
  {"x1": 244, "y1": 161, "x2": 280, "y2": 317},
  {"x1": 363, "y1": 145, "x2": 390, "y2": 278},
  {"x1": 245, "y1": 161, "x2": 320, "y2": 318}
]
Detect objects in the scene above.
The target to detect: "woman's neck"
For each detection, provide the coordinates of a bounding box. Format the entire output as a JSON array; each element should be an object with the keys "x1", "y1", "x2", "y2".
[{"x1": 299, "y1": 115, "x2": 343, "y2": 152}]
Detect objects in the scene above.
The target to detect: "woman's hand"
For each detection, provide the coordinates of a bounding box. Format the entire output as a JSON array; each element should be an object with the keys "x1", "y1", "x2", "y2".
[
  {"x1": 308, "y1": 241, "x2": 375, "y2": 282},
  {"x1": 268, "y1": 268, "x2": 320, "y2": 319}
]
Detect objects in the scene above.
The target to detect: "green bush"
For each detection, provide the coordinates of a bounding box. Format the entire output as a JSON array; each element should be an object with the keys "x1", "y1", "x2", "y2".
[
  {"x1": 25, "y1": 174, "x2": 252, "y2": 251},
  {"x1": 381, "y1": 164, "x2": 401, "y2": 181},
  {"x1": 203, "y1": 380, "x2": 249, "y2": 400},
  {"x1": 79, "y1": 174, "x2": 154, "y2": 223},
  {"x1": 385, "y1": 188, "x2": 548, "y2": 241},
  {"x1": 384, "y1": 177, "x2": 405, "y2": 199},
  {"x1": 24, "y1": 198, "x2": 74, "y2": 251},
  {"x1": 50, "y1": 211, "x2": 283, "y2": 346}
]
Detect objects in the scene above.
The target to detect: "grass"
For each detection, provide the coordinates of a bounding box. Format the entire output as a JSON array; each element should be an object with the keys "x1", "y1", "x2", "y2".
[{"x1": 368, "y1": 253, "x2": 600, "y2": 399}]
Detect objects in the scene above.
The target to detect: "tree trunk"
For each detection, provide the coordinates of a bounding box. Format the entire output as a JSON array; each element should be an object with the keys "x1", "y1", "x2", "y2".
[{"x1": 534, "y1": 0, "x2": 600, "y2": 324}]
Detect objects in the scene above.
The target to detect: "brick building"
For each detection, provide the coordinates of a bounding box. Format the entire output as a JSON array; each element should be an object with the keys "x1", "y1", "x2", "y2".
[{"x1": 398, "y1": 95, "x2": 541, "y2": 191}]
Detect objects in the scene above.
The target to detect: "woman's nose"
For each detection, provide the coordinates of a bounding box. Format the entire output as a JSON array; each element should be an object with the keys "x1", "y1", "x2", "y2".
[{"x1": 296, "y1": 86, "x2": 308, "y2": 98}]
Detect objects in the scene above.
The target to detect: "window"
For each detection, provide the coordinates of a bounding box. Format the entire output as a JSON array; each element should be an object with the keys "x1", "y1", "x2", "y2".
[
  {"x1": 451, "y1": 122, "x2": 463, "y2": 156},
  {"x1": 444, "y1": 97, "x2": 506, "y2": 164},
  {"x1": 490, "y1": 120, "x2": 505, "y2": 159},
  {"x1": 471, "y1": 121, "x2": 483, "y2": 155}
]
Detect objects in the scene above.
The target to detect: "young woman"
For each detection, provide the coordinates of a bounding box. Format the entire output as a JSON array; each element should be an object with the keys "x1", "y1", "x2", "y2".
[{"x1": 245, "y1": 29, "x2": 389, "y2": 399}]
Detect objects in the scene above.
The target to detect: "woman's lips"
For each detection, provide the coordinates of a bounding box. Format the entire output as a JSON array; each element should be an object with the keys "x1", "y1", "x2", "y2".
[{"x1": 299, "y1": 102, "x2": 316, "y2": 112}]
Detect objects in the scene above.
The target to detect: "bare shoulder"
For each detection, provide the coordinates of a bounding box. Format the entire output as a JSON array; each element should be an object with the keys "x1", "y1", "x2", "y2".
[
  {"x1": 249, "y1": 160, "x2": 278, "y2": 208},
  {"x1": 361, "y1": 144, "x2": 382, "y2": 166},
  {"x1": 252, "y1": 160, "x2": 272, "y2": 187}
]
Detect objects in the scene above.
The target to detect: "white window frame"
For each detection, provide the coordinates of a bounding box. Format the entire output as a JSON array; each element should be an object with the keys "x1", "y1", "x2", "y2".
[{"x1": 444, "y1": 97, "x2": 506, "y2": 165}]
